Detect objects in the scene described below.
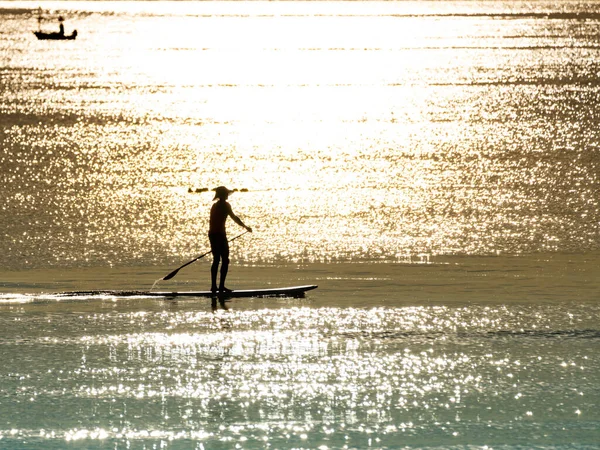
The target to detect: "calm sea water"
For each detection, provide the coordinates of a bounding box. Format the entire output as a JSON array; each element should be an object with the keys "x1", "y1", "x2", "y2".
[{"x1": 1, "y1": 1, "x2": 599, "y2": 448}]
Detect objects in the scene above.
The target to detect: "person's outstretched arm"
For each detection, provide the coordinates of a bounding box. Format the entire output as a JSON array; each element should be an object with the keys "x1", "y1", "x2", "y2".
[{"x1": 229, "y1": 207, "x2": 252, "y2": 232}]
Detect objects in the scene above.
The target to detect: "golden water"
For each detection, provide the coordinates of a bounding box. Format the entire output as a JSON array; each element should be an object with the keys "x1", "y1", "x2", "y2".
[{"x1": 1, "y1": 1, "x2": 600, "y2": 448}]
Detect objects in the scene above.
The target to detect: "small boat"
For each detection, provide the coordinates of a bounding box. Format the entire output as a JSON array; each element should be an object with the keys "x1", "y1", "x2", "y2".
[
  {"x1": 33, "y1": 9, "x2": 77, "y2": 41},
  {"x1": 33, "y1": 30, "x2": 77, "y2": 41},
  {"x1": 58, "y1": 285, "x2": 319, "y2": 299}
]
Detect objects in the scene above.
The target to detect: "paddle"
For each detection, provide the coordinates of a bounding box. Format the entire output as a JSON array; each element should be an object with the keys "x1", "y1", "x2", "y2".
[{"x1": 161, "y1": 230, "x2": 250, "y2": 281}]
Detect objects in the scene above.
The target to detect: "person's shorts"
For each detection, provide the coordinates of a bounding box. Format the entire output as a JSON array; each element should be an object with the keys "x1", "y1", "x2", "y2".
[{"x1": 208, "y1": 232, "x2": 229, "y2": 257}]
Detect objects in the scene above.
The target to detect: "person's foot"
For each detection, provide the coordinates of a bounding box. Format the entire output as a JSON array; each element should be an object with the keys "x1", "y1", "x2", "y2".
[
  {"x1": 211, "y1": 286, "x2": 218, "y2": 293},
  {"x1": 219, "y1": 286, "x2": 233, "y2": 293}
]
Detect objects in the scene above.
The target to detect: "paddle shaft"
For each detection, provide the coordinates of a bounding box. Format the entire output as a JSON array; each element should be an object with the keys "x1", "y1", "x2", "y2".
[{"x1": 162, "y1": 231, "x2": 250, "y2": 281}]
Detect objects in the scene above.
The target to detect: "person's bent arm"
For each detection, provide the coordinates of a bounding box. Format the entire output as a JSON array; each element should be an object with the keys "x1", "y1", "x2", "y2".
[{"x1": 230, "y1": 212, "x2": 252, "y2": 232}]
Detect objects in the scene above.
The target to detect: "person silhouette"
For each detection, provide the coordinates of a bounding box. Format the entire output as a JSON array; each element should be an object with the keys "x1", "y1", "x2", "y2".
[
  {"x1": 58, "y1": 16, "x2": 65, "y2": 36},
  {"x1": 209, "y1": 186, "x2": 252, "y2": 293}
]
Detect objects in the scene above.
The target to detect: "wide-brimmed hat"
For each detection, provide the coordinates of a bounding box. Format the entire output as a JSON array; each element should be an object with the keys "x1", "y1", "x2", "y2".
[{"x1": 212, "y1": 186, "x2": 233, "y2": 200}]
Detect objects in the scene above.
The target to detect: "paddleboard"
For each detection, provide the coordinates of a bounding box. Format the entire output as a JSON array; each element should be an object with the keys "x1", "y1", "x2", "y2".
[{"x1": 59, "y1": 285, "x2": 318, "y2": 299}]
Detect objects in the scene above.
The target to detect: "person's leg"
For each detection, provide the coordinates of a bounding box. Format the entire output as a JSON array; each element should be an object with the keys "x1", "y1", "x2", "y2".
[
  {"x1": 209, "y1": 234, "x2": 221, "y2": 292},
  {"x1": 219, "y1": 240, "x2": 230, "y2": 292},
  {"x1": 211, "y1": 253, "x2": 220, "y2": 292}
]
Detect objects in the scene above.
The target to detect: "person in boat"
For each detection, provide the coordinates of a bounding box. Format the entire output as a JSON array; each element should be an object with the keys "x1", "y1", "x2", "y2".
[
  {"x1": 209, "y1": 186, "x2": 252, "y2": 293},
  {"x1": 58, "y1": 16, "x2": 65, "y2": 36}
]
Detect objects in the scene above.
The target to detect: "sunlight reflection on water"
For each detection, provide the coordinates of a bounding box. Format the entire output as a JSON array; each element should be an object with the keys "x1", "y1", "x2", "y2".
[
  {"x1": 2, "y1": 2, "x2": 600, "y2": 449},
  {"x1": 1, "y1": 303, "x2": 599, "y2": 447},
  {"x1": 1, "y1": 2, "x2": 600, "y2": 270}
]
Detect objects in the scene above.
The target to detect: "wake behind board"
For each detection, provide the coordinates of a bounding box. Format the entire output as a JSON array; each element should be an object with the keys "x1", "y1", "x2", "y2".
[{"x1": 59, "y1": 285, "x2": 318, "y2": 299}]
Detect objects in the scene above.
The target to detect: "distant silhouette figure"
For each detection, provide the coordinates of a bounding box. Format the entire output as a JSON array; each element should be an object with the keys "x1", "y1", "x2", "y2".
[
  {"x1": 209, "y1": 186, "x2": 252, "y2": 293},
  {"x1": 58, "y1": 16, "x2": 65, "y2": 36}
]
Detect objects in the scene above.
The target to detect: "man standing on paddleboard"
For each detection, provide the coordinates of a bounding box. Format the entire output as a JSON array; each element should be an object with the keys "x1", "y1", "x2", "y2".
[{"x1": 209, "y1": 186, "x2": 252, "y2": 293}]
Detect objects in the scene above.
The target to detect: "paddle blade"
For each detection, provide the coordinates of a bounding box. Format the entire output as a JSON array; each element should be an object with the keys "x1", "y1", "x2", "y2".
[{"x1": 162, "y1": 268, "x2": 179, "y2": 281}]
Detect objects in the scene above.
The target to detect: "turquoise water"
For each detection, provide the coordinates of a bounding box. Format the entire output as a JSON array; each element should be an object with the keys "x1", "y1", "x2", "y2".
[
  {"x1": 1, "y1": 287, "x2": 600, "y2": 448},
  {"x1": 1, "y1": 1, "x2": 600, "y2": 448}
]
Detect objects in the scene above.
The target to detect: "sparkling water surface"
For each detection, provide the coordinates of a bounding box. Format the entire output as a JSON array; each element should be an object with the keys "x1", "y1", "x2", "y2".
[
  {"x1": 2, "y1": 296, "x2": 600, "y2": 449},
  {"x1": 1, "y1": 1, "x2": 599, "y2": 268},
  {"x1": 1, "y1": 1, "x2": 600, "y2": 448}
]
